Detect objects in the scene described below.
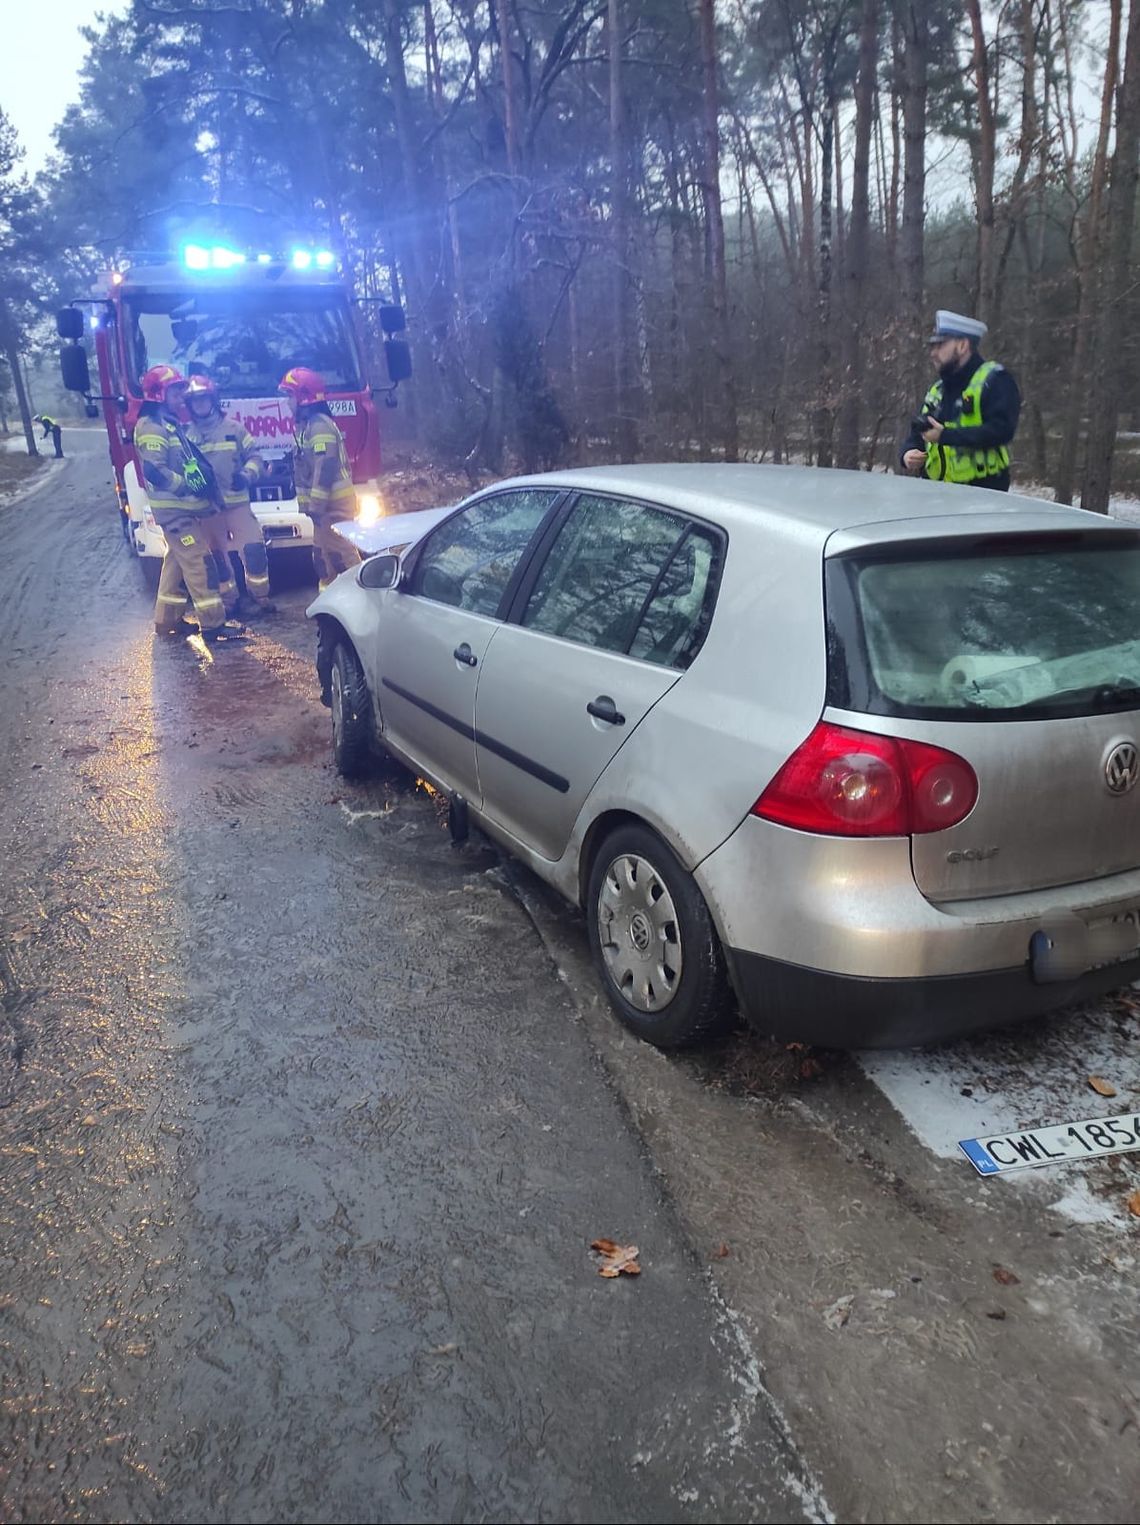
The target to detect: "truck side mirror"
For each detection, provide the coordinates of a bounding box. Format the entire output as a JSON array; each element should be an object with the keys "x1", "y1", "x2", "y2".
[
  {"x1": 61, "y1": 345, "x2": 91, "y2": 393},
  {"x1": 383, "y1": 338, "x2": 412, "y2": 385},
  {"x1": 56, "y1": 307, "x2": 85, "y2": 340},
  {"x1": 378, "y1": 304, "x2": 406, "y2": 335},
  {"x1": 84, "y1": 401, "x2": 100, "y2": 419}
]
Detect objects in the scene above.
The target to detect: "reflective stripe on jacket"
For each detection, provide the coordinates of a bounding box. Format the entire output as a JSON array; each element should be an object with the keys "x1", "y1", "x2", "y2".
[
  {"x1": 133, "y1": 410, "x2": 212, "y2": 514},
  {"x1": 293, "y1": 412, "x2": 355, "y2": 514},
  {"x1": 923, "y1": 360, "x2": 1011, "y2": 484},
  {"x1": 186, "y1": 410, "x2": 263, "y2": 507}
]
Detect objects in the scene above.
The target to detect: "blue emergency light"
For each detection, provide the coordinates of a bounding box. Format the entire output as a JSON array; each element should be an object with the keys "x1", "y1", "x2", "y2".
[
  {"x1": 181, "y1": 242, "x2": 246, "y2": 271},
  {"x1": 180, "y1": 242, "x2": 336, "y2": 272}
]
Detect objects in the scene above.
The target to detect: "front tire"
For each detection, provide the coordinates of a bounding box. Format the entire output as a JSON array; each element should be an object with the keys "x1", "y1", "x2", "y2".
[
  {"x1": 586, "y1": 823, "x2": 734, "y2": 1049},
  {"x1": 330, "y1": 640, "x2": 374, "y2": 778}
]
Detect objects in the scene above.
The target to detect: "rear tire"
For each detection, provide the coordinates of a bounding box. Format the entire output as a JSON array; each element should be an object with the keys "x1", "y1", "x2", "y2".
[
  {"x1": 141, "y1": 556, "x2": 162, "y2": 592},
  {"x1": 586, "y1": 823, "x2": 735, "y2": 1049},
  {"x1": 330, "y1": 640, "x2": 373, "y2": 778}
]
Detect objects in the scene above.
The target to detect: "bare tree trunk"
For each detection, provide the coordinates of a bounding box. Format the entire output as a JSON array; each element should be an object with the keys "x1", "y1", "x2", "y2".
[
  {"x1": 1081, "y1": 0, "x2": 1140, "y2": 512},
  {"x1": 895, "y1": 0, "x2": 928, "y2": 414},
  {"x1": 814, "y1": 73, "x2": 836, "y2": 469},
  {"x1": 1055, "y1": 0, "x2": 1121, "y2": 503},
  {"x1": 837, "y1": 0, "x2": 879, "y2": 470},
  {"x1": 381, "y1": 0, "x2": 442, "y2": 432},
  {"x1": 965, "y1": 0, "x2": 997, "y2": 323},
  {"x1": 698, "y1": 0, "x2": 739, "y2": 461},
  {"x1": 496, "y1": 0, "x2": 520, "y2": 180},
  {"x1": 0, "y1": 296, "x2": 38, "y2": 456},
  {"x1": 608, "y1": 0, "x2": 638, "y2": 459}
]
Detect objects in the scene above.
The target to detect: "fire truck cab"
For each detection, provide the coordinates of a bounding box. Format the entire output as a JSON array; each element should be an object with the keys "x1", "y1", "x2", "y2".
[{"x1": 57, "y1": 243, "x2": 410, "y2": 582}]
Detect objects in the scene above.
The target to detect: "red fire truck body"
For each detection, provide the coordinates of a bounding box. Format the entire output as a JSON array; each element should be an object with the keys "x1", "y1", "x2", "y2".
[{"x1": 87, "y1": 252, "x2": 389, "y2": 576}]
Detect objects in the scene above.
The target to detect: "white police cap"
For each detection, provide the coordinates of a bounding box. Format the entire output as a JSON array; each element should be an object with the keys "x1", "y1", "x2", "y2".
[{"x1": 927, "y1": 309, "x2": 988, "y2": 343}]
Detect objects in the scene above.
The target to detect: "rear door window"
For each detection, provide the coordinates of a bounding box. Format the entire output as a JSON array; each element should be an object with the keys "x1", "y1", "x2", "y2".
[
  {"x1": 826, "y1": 533, "x2": 1140, "y2": 720},
  {"x1": 522, "y1": 493, "x2": 722, "y2": 667}
]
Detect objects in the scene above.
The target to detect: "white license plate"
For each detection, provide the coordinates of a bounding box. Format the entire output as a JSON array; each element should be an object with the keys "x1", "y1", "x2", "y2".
[
  {"x1": 328, "y1": 399, "x2": 357, "y2": 416},
  {"x1": 960, "y1": 1110, "x2": 1140, "y2": 1175}
]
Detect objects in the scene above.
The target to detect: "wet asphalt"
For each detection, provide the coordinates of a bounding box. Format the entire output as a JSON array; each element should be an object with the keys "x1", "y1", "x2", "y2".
[{"x1": 0, "y1": 436, "x2": 819, "y2": 1523}]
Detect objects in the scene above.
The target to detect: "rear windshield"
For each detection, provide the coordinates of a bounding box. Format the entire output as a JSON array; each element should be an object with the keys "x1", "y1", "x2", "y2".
[{"x1": 825, "y1": 532, "x2": 1140, "y2": 721}]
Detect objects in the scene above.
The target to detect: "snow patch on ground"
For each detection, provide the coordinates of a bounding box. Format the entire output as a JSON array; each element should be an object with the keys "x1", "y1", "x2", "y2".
[
  {"x1": 860, "y1": 1001, "x2": 1140, "y2": 1226},
  {"x1": 1046, "y1": 1176, "x2": 1128, "y2": 1225}
]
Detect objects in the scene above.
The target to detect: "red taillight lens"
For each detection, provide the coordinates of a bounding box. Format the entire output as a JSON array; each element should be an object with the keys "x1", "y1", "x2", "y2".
[{"x1": 752, "y1": 722, "x2": 978, "y2": 837}]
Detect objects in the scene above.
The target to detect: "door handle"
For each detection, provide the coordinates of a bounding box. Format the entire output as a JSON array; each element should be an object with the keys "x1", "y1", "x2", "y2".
[
  {"x1": 587, "y1": 695, "x2": 625, "y2": 725},
  {"x1": 453, "y1": 643, "x2": 478, "y2": 668}
]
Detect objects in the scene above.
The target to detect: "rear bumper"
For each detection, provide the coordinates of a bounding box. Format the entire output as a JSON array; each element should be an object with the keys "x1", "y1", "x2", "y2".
[{"x1": 725, "y1": 946, "x2": 1140, "y2": 1049}]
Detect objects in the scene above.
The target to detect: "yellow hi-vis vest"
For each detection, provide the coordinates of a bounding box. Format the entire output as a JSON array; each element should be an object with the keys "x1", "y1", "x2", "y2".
[{"x1": 923, "y1": 360, "x2": 1010, "y2": 484}]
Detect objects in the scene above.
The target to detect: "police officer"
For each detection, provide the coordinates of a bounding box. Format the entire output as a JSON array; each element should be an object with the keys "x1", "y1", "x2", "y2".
[
  {"x1": 183, "y1": 375, "x2": 276, "y2": 619},
  {"x1": 900, "y1": 311, "x2": 1021, "y2": 491},
  {"x1": 33, "y1": 414, "x2": 63, "y2": 458},
  {"x1": 278, "y1": 367, "x2": 362, "y2": 588},
  {"x1": 134, "y1": 365, "x2": 242, "y2": 642}
]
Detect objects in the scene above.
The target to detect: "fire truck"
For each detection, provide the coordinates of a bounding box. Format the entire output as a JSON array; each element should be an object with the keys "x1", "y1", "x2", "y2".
[{"x1": 57, "y1": 242, "x2": 410, "y2": 584}]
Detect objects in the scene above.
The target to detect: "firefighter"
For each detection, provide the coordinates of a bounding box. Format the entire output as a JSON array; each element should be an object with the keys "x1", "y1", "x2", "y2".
[
  {"x1": 183, "y1": 375, "x2": 276, "y2": 618},
  {"x1": 900, "y1": 310, "x2": 1021, "y2": 491},
  {"x1": 278, "y1": 367, "x2": 362, "y2": 589},
  {"x1": 134, "y1": 364, "x2": 243, "y2": 642},
  {"x1": 33, "y1": 414, "x2": 64, "y2": 458}
]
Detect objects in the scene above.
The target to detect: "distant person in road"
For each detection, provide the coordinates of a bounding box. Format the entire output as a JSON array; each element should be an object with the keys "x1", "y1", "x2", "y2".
[
  {"x1": 900, "y1": 310, "x2": 1021, "y2": 491},
  {"x1": 33, "y1": 414, "x2": 63, "y2": 458},
  {"x1": 278, "y1": 367, "x2": 362, "y2": 589},
  {"x1": 134, "y1": 364, "x2": 243, "y2": 643},
  {"x1": 184, "y1": 374, "x2": 276, "y2": 619}
]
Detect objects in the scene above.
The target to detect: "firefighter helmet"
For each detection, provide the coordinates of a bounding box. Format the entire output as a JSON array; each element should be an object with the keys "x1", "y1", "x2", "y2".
[
  {"x1": 184, "y1": 374, "x2": 221, "y2": 409},
  {"x1": 278, "y1": 366, "x2": 327, "y2": 405},
  {"x1": 141, "y1": 364, "x2": 186, "y2": 403}
]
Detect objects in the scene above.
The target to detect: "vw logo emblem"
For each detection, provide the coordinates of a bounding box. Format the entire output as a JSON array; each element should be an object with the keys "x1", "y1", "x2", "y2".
[{"x1": 1104, "y1": 741, "x2": 1139, "y2": 796}]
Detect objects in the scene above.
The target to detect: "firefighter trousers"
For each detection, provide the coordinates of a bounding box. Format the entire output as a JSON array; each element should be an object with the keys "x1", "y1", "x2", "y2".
[
  {"x1": 153, "y1": 511, "x2": 228, "y2": 635},
  {"x1": 200, "y1": 514, "x2": 240, "y2": 615},
  {"x1": 308, "y1": 502, "x2": 362, "y2": 590},
  {"x1": 218, "y1": 501, "x2": 272, "y2": 603}
]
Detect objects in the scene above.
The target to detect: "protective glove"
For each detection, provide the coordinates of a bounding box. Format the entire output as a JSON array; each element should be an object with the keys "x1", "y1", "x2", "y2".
[
  {"x1": 183, "y1": 459, "x2": 208, "y2": 494},
  {"x1": 232, "y1": 470, "x2": 248, "y2": 491}
]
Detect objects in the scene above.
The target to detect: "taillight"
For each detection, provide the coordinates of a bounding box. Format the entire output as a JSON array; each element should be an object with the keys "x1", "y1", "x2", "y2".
[{"x1": 752, "y1": 722, "x2": 978, "y2": 837}]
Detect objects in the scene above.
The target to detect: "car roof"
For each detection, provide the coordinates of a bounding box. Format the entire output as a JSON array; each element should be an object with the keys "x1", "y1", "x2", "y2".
[{"x1": 497, "y1": 464, "x2": 1127, "y2": 546}]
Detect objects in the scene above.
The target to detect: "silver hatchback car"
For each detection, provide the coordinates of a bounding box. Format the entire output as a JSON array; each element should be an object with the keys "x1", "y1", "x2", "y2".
[{"x1": 309, "y1": 465, "x2": 1140, "y2": 1049}]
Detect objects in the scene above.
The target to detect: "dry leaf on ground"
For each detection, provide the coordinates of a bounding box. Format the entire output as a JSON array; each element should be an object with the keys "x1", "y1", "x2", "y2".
[
  {"x1": 992, "y1": 1266, "x2": 1020, "y2": 1286},
  {"x1": 713, "y1": 1242, "x2": 731, "y2": 1259},
  {"x1": 1127, "y1": 1190, "x2": 1140, "y2": 1219},
  {"x1": 1088, "y1": 1075, "x2": 1118, "y2": 1098},
  {"x1": 590, "y1": 1238, "x2": 641, "y2": 1278}
]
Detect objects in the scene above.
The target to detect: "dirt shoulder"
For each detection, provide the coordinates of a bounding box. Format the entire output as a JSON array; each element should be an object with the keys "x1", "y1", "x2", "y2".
[{"x1": 505, "y1": 868, "x2": 1140, "y2": 1525}]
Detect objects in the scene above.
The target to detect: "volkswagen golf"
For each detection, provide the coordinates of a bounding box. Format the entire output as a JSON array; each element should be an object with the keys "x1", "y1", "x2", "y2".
[{"x1": 309, "y1": 465, "x2": 1140, "y2": 1049}]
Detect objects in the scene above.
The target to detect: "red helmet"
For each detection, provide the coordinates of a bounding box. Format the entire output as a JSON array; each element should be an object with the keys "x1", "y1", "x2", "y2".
[
  {"x1": 278, "y1": 366, "x2": 327, "y2": 405},
  {"x1": 141, "y1": 364, "x2": 186, "y2": 403},
  {"x1": 184, "y1": 374, "x2": 220, "y2": 408}
]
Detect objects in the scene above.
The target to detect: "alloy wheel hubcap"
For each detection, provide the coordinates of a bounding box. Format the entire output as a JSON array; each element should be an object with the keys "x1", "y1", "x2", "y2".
[{"x1": 597, "y1": 853, "x2": 682, "y2": 1014}]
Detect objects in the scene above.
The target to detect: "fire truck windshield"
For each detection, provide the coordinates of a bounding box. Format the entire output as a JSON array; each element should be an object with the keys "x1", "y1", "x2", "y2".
[{"x1": 124, "y1": 289, "x2": 362, "y2": 397}]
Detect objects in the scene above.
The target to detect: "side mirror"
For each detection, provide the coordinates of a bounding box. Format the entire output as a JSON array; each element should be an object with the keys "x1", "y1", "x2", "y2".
[
  {"x1": 383, "y1": 338, "x2": 412, "y2": 385},
  {"x1": 61, "y1": 345, "x2": 91, "y2": 393},
  {"x1": 84, "y1": 401, "x2": 100, "y2": 419},
  {"x1": 56, "y1": 307, "x2": 85, "y2": 340},
  {"x1": 378, "y1": 304, "x2": 406, "y2": 335},
  {"x1": 359, "y1": 553, "x2": 400, "y2": 590}
]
